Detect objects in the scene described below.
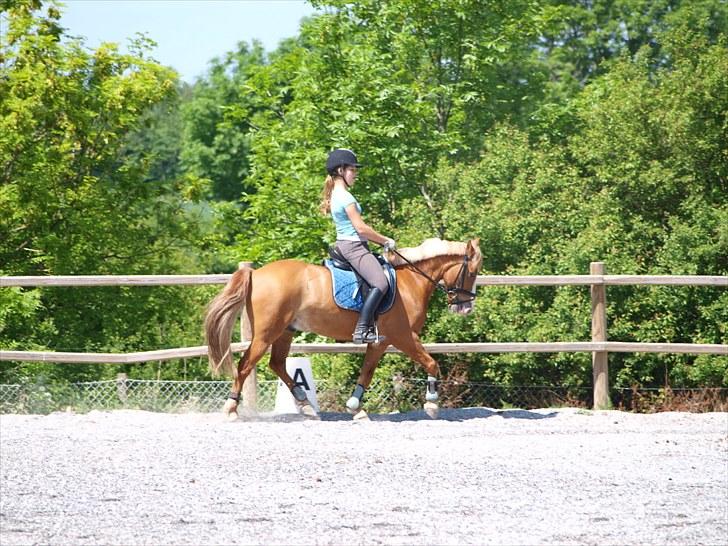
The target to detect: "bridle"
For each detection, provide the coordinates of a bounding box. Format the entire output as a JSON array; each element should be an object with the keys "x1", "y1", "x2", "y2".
[{"x1": 389, "y1": 248, "x2": 477, "y2": 305}]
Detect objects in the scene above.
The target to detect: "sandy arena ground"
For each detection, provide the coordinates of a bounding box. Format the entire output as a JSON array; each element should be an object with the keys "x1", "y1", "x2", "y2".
[{"x1": 1, "y1": 408, "x2": 727, "y2": 545}]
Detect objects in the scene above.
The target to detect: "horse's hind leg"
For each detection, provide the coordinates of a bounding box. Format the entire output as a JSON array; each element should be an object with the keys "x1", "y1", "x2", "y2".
[
  {"x1": 268, "y1": 330, "x2": 319, "y2": 419},
  {"x1": 224, "y1": 338, "x2": 270, "y2": 420},
  {"x1": 391, "y1": 332, "x2": 441, "y2": 418}
]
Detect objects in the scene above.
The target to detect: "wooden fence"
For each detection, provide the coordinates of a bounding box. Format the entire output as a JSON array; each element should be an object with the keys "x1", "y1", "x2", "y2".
[{"x1": 1, "y1": 262, "x2": 726, "y2": 410}]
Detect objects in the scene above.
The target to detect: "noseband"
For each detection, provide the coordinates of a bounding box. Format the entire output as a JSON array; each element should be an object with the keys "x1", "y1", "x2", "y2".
[
  {"x1": 449, "y1": 255, "x2": 478, "y2": 304},
  {"x1": 389, "y1": 249, "x2": 477, "y2": 304}
]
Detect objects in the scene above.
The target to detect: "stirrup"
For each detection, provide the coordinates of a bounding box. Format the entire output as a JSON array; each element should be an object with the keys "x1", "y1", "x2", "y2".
[{"x1": 353, "y1": 324, "x2": 385, "y2": 345}]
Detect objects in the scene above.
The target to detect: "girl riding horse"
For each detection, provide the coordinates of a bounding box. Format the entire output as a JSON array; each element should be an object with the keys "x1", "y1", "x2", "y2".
[{"x1": 205, "y1": 234, "x2": 482, "y2": 419}]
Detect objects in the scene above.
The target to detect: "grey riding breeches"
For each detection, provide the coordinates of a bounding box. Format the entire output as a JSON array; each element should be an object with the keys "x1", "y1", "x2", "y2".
[{"x1": 335, "y1": 240, "x2": 389, "y2": 293}]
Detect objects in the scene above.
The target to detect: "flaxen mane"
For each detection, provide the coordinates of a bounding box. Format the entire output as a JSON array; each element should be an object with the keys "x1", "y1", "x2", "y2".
[{"x1": 386, "y1": 238, "x2": 467, "y2": 266}]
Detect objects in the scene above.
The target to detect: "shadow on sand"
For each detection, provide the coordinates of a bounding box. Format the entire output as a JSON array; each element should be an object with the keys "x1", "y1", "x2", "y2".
[
  {"x1": 230, "y1": 407, "x2": 559, "y2": 423},
  {"x1": 315, "y1": 407, "x2": 559, "y2": 422}
]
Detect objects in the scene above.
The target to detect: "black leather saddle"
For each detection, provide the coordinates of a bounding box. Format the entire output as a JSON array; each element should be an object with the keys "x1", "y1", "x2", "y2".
[
  {"x1": 323, "y1": 246, "x2": 398, "y2": 316},
  {"x1": 327, "y1": 245, "x2": 352, "y2": 270},
  {"x1": 325, "y1": 246, "x2": 392, "y2": 303}
]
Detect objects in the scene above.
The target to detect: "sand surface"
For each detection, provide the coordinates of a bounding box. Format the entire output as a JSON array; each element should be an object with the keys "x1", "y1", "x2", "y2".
[{"x1": 1, "y1": 408, "x2": 726, "y2": 545}]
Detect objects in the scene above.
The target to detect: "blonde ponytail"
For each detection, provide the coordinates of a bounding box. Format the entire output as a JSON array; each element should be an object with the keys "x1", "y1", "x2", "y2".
[{"x1": 319, "y1": 174, "x2": 336, "y2": 215}]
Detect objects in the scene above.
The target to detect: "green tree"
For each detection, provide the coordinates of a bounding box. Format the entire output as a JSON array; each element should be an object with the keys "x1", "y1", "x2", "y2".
[
  {"x1": 180, "y1": 42, "x2": 268, "y2": 202},
  {"x1": 529, "y1": 0, "x2": 728, "y2": 142},
  {"x1": 237, "y1": 0, "x2": 544, "y2": 263},
  {"x1": 406, "y1": 17, "x2": 727, "y2": 389},
  {"x1": 536, "y1": 0, "x2": 728, "y2": 92},
  {"x1": 0, "y1": 2, "x2": 213, "y2": 383}
]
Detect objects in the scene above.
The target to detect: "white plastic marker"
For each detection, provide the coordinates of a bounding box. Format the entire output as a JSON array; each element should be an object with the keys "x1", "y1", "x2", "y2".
[{"x1": 274, "y1": 357, "x2": 320, "y2": 414}]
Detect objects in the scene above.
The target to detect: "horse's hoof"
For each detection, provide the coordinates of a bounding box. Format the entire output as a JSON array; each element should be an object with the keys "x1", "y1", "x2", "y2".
[
  {"x1": 353, "y1": 410, "x2": 370, "y2": 421},
  {"x1": 299, "y1": 403, "x2": 320, "y2": 420},
  {"x1": 424, "y1": 402, "x2": 439, "y2": 419},
  {"x1": 238, "y1": 408, "x2": 258, "y2": 420},
  {"x1": 222, "y1": 399, "x2": 239, "y2": 421}
]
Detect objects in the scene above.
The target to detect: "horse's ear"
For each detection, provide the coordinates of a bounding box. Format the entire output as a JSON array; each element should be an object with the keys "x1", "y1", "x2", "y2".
[{"x1": 467, "y1": 238, "x2": 480, "y2": 253}]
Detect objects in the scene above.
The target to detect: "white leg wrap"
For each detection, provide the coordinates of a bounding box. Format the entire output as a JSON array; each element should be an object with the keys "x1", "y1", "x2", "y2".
[{"x1": 346, "y1": 384, "x2": 365, "y2": 412}]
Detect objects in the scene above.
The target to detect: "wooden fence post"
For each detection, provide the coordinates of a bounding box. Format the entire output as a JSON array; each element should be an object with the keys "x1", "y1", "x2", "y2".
[
  {"x1": 590, "y1": 262, "x2": 610, "y2": 409},
  {"x1": 239, "y1": 261, "x2": 257, "y2": 412},
  {"x1": 116, "y1": 373, "x2": 128, "y2": 405}
]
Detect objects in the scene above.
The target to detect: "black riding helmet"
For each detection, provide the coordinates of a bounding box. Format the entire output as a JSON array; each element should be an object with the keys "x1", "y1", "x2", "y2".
[{"x1": 326, "y1": 148, "x2": 362, "y2": 175}]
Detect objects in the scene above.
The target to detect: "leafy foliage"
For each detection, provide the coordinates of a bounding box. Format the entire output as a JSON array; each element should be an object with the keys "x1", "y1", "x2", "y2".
[
  {"x1": 1, "y1": 0, "x2": 726, "y2": 393},
  {"x1": 0, "y1": 2, "x2": 213, "y2": 382}
]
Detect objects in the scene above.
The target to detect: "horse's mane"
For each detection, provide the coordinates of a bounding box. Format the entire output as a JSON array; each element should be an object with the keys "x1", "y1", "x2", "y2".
[{"x1": 386, "y1": 238, "x2": 467, "y2": 266}]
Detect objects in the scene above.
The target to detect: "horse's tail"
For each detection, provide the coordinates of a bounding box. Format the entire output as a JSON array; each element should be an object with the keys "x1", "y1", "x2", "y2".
[{"x1": 204, "y1": 266, "x2": 252, "y2": 377}]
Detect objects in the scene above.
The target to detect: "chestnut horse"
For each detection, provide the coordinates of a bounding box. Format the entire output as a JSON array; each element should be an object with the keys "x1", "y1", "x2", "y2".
[{"x1": 205, "y1": 238, "x2": 482, "y2": 419}]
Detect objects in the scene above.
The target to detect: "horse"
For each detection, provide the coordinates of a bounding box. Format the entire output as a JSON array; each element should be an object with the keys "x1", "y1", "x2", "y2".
[{"x1": 205, "y1": 238, "x2": 482, "y2": 419}]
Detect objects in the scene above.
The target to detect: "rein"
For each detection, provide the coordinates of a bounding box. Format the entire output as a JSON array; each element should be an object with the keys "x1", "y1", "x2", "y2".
[{"x1": 388, "y1": 248, "x2": 477, "y2": 304}]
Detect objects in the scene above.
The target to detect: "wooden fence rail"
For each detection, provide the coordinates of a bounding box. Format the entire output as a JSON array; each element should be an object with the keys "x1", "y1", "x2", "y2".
[
  {"x1": 1, "y1": 263, "x2": 726, "y2": 410},
  {"x1": 2, "y1": 341, "x2": 725, "y2": 364}
]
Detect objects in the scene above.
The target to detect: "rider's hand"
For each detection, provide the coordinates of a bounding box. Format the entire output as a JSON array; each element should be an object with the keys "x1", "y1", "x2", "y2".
[{"x1": 383, "y1": 238, "x2": 396, "y2": 252}]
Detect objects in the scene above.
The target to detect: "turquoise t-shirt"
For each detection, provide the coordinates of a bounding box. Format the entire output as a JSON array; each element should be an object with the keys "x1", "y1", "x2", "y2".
[{"x1": 331, "y1": 186, "x2": 364, "y2": 241}]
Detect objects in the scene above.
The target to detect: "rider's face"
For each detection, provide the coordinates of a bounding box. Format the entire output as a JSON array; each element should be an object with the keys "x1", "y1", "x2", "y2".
[{"x1": 342, "y1": 165, "x2": 358, "y2": 187}]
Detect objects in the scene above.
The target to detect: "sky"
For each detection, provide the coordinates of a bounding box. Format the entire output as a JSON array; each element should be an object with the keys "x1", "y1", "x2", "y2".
[{"x1": 58, "y1": 0, "x2": 317, "y2": 83}]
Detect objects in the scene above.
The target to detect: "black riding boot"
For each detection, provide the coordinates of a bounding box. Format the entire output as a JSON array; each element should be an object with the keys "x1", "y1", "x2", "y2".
[{"x1": 352, "y1": 287, "x2": 386, "y2": 344}]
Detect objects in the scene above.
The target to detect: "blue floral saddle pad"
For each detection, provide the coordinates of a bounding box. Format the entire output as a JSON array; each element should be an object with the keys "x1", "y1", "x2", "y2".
[{"x1": 323, "y1": 260, "x2": 397, "y2": 313}]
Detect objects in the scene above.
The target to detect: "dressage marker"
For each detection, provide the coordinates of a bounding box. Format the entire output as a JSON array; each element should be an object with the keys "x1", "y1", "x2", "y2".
[{"x1": 274, "y1": 357, "x2": 319, "y2": 415}]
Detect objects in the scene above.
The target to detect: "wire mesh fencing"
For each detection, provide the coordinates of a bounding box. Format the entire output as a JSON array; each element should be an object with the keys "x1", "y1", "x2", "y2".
[
  {"x1": 0, "y1": 377, "x2": 724, "y2": 414},
  {"x1": 0, "y1": 376, "x2": 590, "y2": 414}
]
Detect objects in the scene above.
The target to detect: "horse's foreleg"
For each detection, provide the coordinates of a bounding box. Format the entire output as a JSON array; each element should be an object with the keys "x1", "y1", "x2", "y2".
[
  {"x1": 225, "y1": 338, "x2": 269, "y2": 420},
  {"x1": 346, "y1": 343, "x2": 388, "y2": 415},
  {"x1": 392, "y1": 333, "x2": 441, "y2": 419}
]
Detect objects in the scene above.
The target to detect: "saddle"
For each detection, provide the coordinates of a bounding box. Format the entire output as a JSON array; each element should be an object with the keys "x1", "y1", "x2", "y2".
[{"x1": 323, "y1": 247, "x2": 397, "y2": 314}]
